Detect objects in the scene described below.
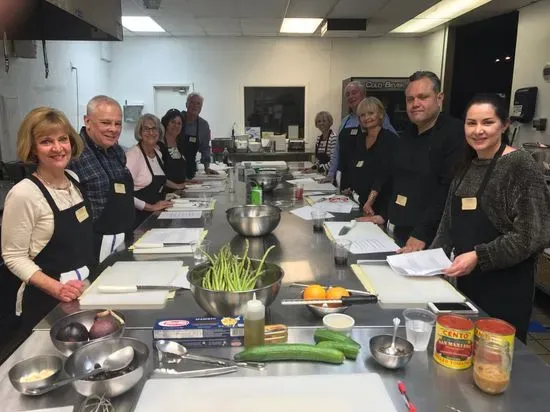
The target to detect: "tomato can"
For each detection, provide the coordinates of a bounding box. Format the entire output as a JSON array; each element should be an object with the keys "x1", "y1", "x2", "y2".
[
  {"x1": 474, "y1": 318, "x2": 515, "y2": 361},
  {"x1": 433, "y1": 314, "x2": 474, "y2": 369}
]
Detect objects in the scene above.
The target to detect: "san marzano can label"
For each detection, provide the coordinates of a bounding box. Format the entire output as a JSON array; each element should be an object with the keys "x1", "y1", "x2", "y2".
[{"x1": 433, "y1": 314, "x2": 474, "y2": 370}]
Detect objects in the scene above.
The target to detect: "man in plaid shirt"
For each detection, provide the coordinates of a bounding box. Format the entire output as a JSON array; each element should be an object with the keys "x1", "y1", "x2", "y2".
[{"x1": 69, "y1": 96, "x2": 135, "y2": 262}]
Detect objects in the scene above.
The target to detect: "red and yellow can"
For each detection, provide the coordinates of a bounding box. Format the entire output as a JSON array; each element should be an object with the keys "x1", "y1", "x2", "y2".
[{"x1": 433, "y1": 314, "x2": 474, "y2": 369}]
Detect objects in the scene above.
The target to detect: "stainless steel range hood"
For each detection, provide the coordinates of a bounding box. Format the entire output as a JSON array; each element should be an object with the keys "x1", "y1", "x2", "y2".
[{"x1": 6, "y1": 0, "x2": 123, "y2": 41}]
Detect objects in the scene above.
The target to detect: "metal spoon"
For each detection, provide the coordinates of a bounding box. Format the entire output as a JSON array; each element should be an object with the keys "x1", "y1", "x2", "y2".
[
  {"x1": 155, "y1": 340, "x2": 265, "y2": 371},
  {"x1": 386, "y1": 317, "x2": 401, "y2": 356},
  {"x1": 27, "y1": 346, "x2": 135, "y2": 396}
]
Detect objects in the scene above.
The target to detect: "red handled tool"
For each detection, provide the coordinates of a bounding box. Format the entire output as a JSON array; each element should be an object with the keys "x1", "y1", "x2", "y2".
[{"x1": 398, "y1": 381, "x2": 417, "y2": 412}]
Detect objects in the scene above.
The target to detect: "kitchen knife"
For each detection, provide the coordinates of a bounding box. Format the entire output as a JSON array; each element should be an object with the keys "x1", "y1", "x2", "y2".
[
  {"x1": 153, "y1": 365, "x2": 238, "y2": 378},
  {"x1": 98, "y1": 285, "x2": 187, "y2": 294},
  {"x1": 338, "y1": 219, "x2": 357, "y2": 236},
  {"x1": 281, "y1": 295, "x2": 378, "y2": 306}
]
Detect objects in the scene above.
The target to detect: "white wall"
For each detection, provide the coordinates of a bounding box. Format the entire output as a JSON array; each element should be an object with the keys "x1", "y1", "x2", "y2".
[
  {"x1": 511, "y1": 0, "x2": 550, "y2": 144},
  {"x1": 0, "y1": 41, "x2": 110, "y2": 161},
  {"x1": 421, "y1": 28, "x2": 448, "y2": 83},
  {"x1": 109, "y1": 36, "x2": 425, "y2": 148}
]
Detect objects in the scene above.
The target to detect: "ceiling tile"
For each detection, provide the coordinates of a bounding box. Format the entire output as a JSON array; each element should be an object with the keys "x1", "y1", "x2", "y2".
[
  {"x1": 286, "y1": 0, "x2": 340, "y2": 18},
  {"x1": 327, "y1": 0, "x2": 388, "y2": 18},
  {"x1": 237, "y1": 0, "x2": 288, "y2": 18},
  {"x1": 186, "y1": 0, "x2": 241, "y2": 18},
  {"x1": 240, "y1": 18, "x2": 282, "y2": 34},
  {"x1": 198, "y1": 18, "x2": 242, "y2": 35},
  {"x1": 122, "y1": 0, "x2": 147, "y2": 15},
  {"x1": 375, "y1": 0, "x2": 438, "y2": 20}
]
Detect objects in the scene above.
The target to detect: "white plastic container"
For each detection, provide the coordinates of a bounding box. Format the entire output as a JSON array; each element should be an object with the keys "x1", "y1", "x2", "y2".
[{"x1": 322, "y1": 313, "x2": 355, "y2": 335}]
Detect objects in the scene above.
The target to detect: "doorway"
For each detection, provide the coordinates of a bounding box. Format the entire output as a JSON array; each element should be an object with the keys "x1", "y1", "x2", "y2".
[
  {"x1": 447, "y1": 12, "x2": 519, "y2": 118},
  {"x1": 153, "y1": 85, "x2": 194, "y2": 118}
]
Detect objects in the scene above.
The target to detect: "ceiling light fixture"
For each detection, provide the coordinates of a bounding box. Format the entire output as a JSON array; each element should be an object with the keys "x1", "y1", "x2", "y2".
[
  {"x1": 280, "y1": 18, "x2": 323, "y2": 34},
  {"x1": 122, "y1": 16, "x2": 165, "y2": 32},
  {"x1": 505, "y1": 56, "x2": 511, "y2": 60},
  {"x1": 495, "y1": 58, "x2": 500, "y2": 62},
  {"x1": 391, "y1": 0, "x2": 492, "y2": 33}
]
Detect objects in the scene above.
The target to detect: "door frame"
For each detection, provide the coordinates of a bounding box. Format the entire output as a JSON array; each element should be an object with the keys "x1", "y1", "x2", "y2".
[{"x1": 153, "y1": 84, "x2": 195, "y2": 114}]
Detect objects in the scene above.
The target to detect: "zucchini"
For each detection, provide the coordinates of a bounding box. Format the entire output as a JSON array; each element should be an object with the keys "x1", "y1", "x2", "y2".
[
  {"x1": 316, "y1": 341, "x2": 359, "y2": 360},
  {"x1": 234, "y1": 344, "x2": 344, "y2": 364},
  {"x1": 314, "y1": 328, "x2": 361, "y2": 348}
]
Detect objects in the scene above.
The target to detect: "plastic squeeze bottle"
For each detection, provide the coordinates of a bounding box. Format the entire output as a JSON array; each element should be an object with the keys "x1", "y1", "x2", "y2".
[{"x1": 244, "y1": 293, "x2": 265, "y2": 348}]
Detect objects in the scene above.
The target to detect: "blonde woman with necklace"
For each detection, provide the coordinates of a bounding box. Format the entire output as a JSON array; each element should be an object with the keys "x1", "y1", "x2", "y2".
[{"x1": 0, "y1": 108, "x2": 95, "y2": 344}]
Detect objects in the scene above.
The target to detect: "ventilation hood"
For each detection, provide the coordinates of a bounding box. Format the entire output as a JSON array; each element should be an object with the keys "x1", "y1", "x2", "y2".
[{"x1": 5, "y1": 0, "x2": 123, "y2": 41}]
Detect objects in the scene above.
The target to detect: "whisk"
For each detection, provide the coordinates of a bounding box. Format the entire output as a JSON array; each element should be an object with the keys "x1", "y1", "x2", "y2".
[{"x1": 79, "y1": 394, "x2": 114, "y2": 412}]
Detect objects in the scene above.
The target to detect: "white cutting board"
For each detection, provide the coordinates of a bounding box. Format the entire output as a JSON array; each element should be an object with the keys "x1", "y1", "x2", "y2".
[
  {"x1": 134, "y1": 373, "x2": 397, "y2": 412},
  {"x1": 79, "y1": 261, "x2": 186, "y2": 309},
  {"x1": 355, "y1": 264, "x2": 466, "y2": 304}
]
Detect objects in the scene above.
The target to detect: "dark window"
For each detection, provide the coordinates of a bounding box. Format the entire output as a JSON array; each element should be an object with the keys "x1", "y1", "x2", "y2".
[{"x1": 244, "y1": 87, "x2": 305, "y2": 138}]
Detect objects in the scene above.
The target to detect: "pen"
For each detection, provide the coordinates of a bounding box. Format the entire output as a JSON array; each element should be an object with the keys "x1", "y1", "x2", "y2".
[{"x1": 398, "y1": 381, "x2": 417, "y2": 412}]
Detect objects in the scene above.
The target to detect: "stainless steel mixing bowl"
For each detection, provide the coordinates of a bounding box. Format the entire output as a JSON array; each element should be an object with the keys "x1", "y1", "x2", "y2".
[
  {"x1": 64, "y1": 337, "x2": 149, "y2": 398},
  {"x1": 251, "y1": 171, "x2": 281, "y2": 192},
  {"x1": 226, "y1": 204, "x2": 281, "y2": 237},
  {"x1": 369, "y1": 335, "x2": 414, "y2": 369},
  {"x1": 187, "y1": 260, "x2": 284, "y2": 316},
  {"x1": 9, "y1": 354, "x2": 63, "y2": 396},
  {"x1": 50, "y1": 309, "x2": 126, "y2": 356}
]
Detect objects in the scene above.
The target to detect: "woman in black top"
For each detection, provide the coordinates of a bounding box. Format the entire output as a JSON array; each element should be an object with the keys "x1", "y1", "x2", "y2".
[
  {"x1": 348, "y1": 97, "x2": 398, "y2": 221},
  {"x1": 159, "y1": 109, "x2": 188, "y2": 190}
]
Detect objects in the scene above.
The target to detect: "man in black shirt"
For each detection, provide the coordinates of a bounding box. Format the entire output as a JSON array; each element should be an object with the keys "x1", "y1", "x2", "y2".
[{"x1": 366, "y1": 71, "x2": 464, "y2": 250}]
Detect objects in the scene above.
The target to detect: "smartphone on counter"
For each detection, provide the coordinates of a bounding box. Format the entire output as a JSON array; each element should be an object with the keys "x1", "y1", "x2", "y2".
[{"x1": 427, "y1": 301, "x2": 479, "y2": 315}]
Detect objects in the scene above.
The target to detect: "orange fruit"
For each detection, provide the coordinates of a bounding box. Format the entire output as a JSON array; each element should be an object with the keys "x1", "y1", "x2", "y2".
[
  {"x1": 303, "y1": 285, "x2": 326, "y2": 301},
  {"x1": 326, "y1": 286, "x2": 350, "y2": 307}
]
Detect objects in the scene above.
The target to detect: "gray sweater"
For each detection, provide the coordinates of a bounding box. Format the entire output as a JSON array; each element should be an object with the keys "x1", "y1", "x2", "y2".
[{"x1": 431, "y1": 150, "x2": 550, "y2": 271}]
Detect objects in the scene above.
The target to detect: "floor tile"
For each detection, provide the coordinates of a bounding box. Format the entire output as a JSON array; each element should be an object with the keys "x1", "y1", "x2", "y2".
[
  {"x1": 527, "y1": 340, "x2": 550, "y2": 355},
  {"x1": 537, "y1": 354, "x2": 550, "y2": 366},
  {"x1": 538, "y1": 340, "x2": 550, "y2": 351},
  {"x1": 530, "y1": 332, "x2": 550, "y2": 340}
]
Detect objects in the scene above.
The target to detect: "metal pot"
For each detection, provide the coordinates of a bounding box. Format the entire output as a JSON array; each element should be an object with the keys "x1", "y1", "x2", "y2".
[
  {"x1": 250, "y1": 171, "x2": 281, "y2": 192},
  {"x1": 226, "y1": 204, "x2": 281, "y2": 237},
  {"x1": 187, "y1": 260, "x2": 284, "y2": 316}
]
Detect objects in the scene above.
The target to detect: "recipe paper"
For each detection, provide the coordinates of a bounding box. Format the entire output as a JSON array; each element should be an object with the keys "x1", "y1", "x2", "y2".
[
  {"x1": 350, "y1": 238, "x2": 399, "y2": 254},
  {"x1": 386, "y1": 248, "x2": 452, "y2": 276},
  {"x1": 290, "y1": 205, "x2": 335, "y2": 220},
  {"x1": 158, "y1": 211, "x2": 202, "y2": 219},
  {"x1": 133, "y1": 228, "x2": 204, "y2": 248}
]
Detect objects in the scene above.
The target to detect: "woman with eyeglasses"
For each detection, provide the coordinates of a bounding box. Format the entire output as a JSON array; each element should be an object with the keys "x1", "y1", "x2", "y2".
[{"x1": 126, "y1": 113, "x2": 183, "y2": 228}]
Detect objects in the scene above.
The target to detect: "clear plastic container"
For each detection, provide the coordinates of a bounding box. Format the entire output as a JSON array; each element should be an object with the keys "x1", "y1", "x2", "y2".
[{"x1": 473, "y1": 337, "x2": 512, "y2": 394}]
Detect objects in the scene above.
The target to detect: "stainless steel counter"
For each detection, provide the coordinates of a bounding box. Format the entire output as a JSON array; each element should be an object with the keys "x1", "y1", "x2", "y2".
[
  {"x1": 228, "y1": 151, "x2": 313, "y2": 162},
  {"x1": 2, "y1": 328, "x2": 550, "y2": 412},
  {"x1": 6, "y1": 167, "x2": 550, "y2": 411}
]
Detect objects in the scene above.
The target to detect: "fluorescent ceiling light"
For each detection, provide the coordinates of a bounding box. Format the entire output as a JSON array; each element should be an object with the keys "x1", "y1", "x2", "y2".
[
  {"x1": 391, "y1": 0, "x2": 492, "y2": 33},
  {"x1": 122, "y1": 16, "x2": 165, "y2": 32},
  {"x1": 280, "y1": 18, "x2": 323, "y2": 34}
]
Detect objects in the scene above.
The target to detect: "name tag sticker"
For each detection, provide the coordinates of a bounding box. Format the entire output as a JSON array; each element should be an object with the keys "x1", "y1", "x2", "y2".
[
  {"x1": 350, "y1": 129, "x2": 358, "y2": 136},
  {"x1": 75, "y1": 206, "x2": 89, "y2": 223},
  {"x1": 114, "y1": 183, "x2": 126, "y2": 194},
  {"x1": 461, "y1": 197, "x2": 477, "y2": 211},
  {"x1": 189, "y1": 136, "x2": 197, "y2": 143},
  {"x1": 395, "y1": 194, "x2": 408, "y2": 207},
  {"x1": 356, "y1": 160, "x2": 364, "y2": 167}
]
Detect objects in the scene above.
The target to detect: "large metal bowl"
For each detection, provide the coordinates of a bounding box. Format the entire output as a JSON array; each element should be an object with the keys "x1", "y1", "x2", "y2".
[
  {"x1": 251, "y1": 171, "x2": 281, "y2": 192},
  {"x1": 8, "y1": 354, "x2": 63, "y2": 396},
  {"x1": 187, "y1": 260, "x2": 284, "y2": 316},
  {"x1": 64, "y1": 337, "x2": 149, "y2": 398},
  {"x1": 50, "y1": 309, "x2": 126, "y2": 356},
  {"x1": 369, "y1": 335, "x2": 414, "y2": 369},
  {"x1": 226, "y1": 205, "x2": 281, "y2": 237}
]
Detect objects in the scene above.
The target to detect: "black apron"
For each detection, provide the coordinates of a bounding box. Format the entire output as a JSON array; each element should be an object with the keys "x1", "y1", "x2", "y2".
[
  {"x1": 181, "y1": 119, "x2": 200, "y2": 179},
  {"x1": 315, "y1": 134, "x2": 331, "y2": 167},
  {"x1": 0, "y1": 173, "x2": 95, "y2": 343},
  {"x1": 159, "y1": 141, "x2": 187, "y2": 186},
  {"x1": 389, "y1": 133, "x2": 439, "y2": 245},
  {"x1": 450, "y1": 143, "x2": 534, "y2": 343},
  {"x1": 91, "y1": 148, "x2": 135, "y2": 259},
  {"x1": 134, "y1": 144, "x2": 167, "y2": 228}
]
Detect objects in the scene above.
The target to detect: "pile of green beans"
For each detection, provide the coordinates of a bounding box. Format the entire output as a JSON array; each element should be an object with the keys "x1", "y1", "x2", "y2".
[{"x1": 201, "y1": 240, "x2": 276, "y2": 292}]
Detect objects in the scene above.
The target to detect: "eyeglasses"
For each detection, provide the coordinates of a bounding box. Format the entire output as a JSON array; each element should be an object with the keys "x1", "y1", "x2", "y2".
[{"x1": 142, "y1": 126, "x2": 158, "y2": 133}]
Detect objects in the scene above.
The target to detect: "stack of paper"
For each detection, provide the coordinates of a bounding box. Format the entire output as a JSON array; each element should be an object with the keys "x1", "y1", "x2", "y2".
[
  {"x1": 386, "y1": 248, "x2": 452, "y2": 276},
  {"x1": 323, "y1": 221, "x2": 399, "y2": 254},
  {"x1": 290, "y1": 205, "x2": 335, "y2": 220},
  {"x1": 158, "y1": 211, "x2": 202, "y2": 220},
  {"x1": 171, "y1": 198, "x2": 216, "y2": 211},
  {"x1": 287, "y1": 179, "x2": 337, "y2": 192},
  {"x1": 290, "y1": 171, "x2": 326, "y2": 180},
  {"x1": 131, "y1": 228, "x2": 204, "y2": 254},
  {"x1": 184, "y1": 183, "x2": 225, "y2": 193}
]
